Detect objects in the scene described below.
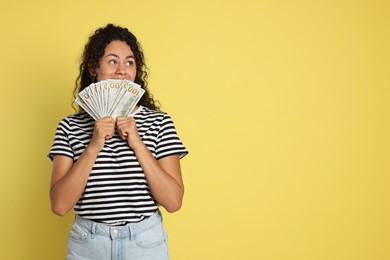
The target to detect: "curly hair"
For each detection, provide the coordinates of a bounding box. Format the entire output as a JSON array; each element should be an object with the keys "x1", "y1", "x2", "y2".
[{"x1": 72, "y1": 24, "x2": 160, "y2": 111}]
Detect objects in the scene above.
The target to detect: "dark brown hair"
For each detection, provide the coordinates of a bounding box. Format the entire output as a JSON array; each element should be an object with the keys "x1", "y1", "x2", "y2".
[{"x1": 72, "y1": 24, "x2": 160, "y2": 111}]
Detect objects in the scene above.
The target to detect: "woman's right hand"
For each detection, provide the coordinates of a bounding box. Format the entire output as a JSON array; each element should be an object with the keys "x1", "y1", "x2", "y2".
[
  {"x1": 88, "y1": 116, "x2": 116, "y2": 152},
  {"x1": 50, "y1": 116, "x2": 115, "y2": 216}
]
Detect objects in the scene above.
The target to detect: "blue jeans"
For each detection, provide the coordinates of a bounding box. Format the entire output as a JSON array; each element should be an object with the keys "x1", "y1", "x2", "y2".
[{"x1": 66, "y1": 210, "x2": 169, "y2": 260}]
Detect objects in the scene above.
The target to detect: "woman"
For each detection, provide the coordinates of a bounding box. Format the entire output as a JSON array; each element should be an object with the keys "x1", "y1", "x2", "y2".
[{"x1": 48, "y1": 24, "x2": 188, "y2": 260}]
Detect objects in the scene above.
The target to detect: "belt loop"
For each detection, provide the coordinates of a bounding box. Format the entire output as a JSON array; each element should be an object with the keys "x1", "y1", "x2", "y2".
[
  {"x1": 91, "y1": 222, "x2": 97, "y2": 239},
  {"x1": 128, "y1": 225, "x2": 134, "y2": 242}
]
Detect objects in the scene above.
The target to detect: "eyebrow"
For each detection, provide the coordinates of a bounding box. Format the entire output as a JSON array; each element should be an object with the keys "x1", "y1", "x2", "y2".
[{"x1": 106, "y1": 53, "x2": 135, "y2": 59}]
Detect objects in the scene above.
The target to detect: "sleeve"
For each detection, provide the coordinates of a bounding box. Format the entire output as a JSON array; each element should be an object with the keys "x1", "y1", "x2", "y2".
[
  {"x1": 47, "y1": 118, "x2": 75, "y2": 161},
  {"x1": 155, "y1": 113, "x2": 188, "y2": 160}
]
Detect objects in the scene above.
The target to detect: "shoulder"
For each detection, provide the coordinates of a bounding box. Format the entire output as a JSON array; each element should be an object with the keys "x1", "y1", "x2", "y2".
[
  {"x1": 135, "y1": 106, "x2": 170, "y2": 122},
  {"x1": 134, "y1": 107, "x2": 180, "y2": 134},
  {"x1": 56, "y1": 112, "x2": 94, "y2": 130},
  {"x1": 135, "y1": 106, "x2": 166, "y2": 116}
]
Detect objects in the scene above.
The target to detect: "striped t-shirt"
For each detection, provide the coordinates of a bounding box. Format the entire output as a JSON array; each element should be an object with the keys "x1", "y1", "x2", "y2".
[{"x1": 48, "y1": 106, "x2": 188, "y2": 225}]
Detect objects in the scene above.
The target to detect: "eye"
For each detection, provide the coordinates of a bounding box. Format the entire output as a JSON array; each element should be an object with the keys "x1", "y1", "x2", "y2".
[
  {"x1": 126, "y1": 60, "x2": 134, "y2": 66},
  {"x1": 108, "y1": 60, "x2": 117, "y2": 65}
]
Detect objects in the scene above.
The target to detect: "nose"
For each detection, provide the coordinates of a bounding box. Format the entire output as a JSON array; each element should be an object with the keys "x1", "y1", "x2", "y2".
[{"x1": 115, "y1": 63, "x2": 126, "y2": 75}]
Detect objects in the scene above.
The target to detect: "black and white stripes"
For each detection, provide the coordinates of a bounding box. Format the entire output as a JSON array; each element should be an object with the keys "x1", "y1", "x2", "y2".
[{"x1": 48, "y1": 106, "x2": 188, "y2": 225}]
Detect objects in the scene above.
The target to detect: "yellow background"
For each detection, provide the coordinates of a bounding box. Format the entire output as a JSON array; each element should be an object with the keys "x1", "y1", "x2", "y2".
[{"x1": 0, "y1": 0, "x2": 389, "y2": 259}]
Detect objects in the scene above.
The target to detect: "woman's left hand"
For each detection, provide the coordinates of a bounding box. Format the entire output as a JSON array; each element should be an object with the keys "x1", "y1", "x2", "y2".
[
  {"x1": 116, "y1": 116, "x2": 143, "y2": 149},
  {"x1": 117, "y1": 116, "x2": 184, "y2": 213}
]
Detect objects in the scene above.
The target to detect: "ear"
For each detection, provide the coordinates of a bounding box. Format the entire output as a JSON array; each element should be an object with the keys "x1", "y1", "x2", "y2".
[
  {"x1": 88, "y1": 63, "x2": 97, "y2": 76},
  {"x1": 88, "y1": 62, "x2": 98, "y2": 81}
]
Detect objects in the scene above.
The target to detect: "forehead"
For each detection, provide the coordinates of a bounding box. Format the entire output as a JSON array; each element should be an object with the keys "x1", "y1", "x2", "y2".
[{"x1": 104, "y1": 40, "x2": 133, "y2": 55}]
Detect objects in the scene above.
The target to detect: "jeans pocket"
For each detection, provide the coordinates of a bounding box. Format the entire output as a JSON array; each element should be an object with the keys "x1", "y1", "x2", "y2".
[
  {"x1": 68, "y1": 222, "x2": 89, "y2": 244},
  {"x1": 135, "y1": 223, "x2": 167, "y2": 249}
]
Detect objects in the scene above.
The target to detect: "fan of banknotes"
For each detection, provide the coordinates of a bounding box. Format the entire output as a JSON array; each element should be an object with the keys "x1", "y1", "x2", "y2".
[{"x1": 75, "y1": 79, "x2": 145, "y2": 120}]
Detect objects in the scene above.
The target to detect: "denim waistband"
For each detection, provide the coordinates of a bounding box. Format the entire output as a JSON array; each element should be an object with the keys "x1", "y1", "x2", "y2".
[{"x1": 74, "y1": 210, "x2": 163, "y2": 240}]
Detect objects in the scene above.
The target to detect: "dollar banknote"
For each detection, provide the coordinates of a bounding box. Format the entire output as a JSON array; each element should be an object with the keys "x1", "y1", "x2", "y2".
[{"x1": 75, "y1": 79, "x2": 145, "y2": 120}]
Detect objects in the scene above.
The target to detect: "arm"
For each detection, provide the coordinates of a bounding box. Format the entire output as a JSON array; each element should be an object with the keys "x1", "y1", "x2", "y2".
[
  {"x1": 49, "y1": 117, "x2": 116, "y2": 216},
  {"x1": 116, "y1": 116, "x2": 184, "y2": 213}
]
